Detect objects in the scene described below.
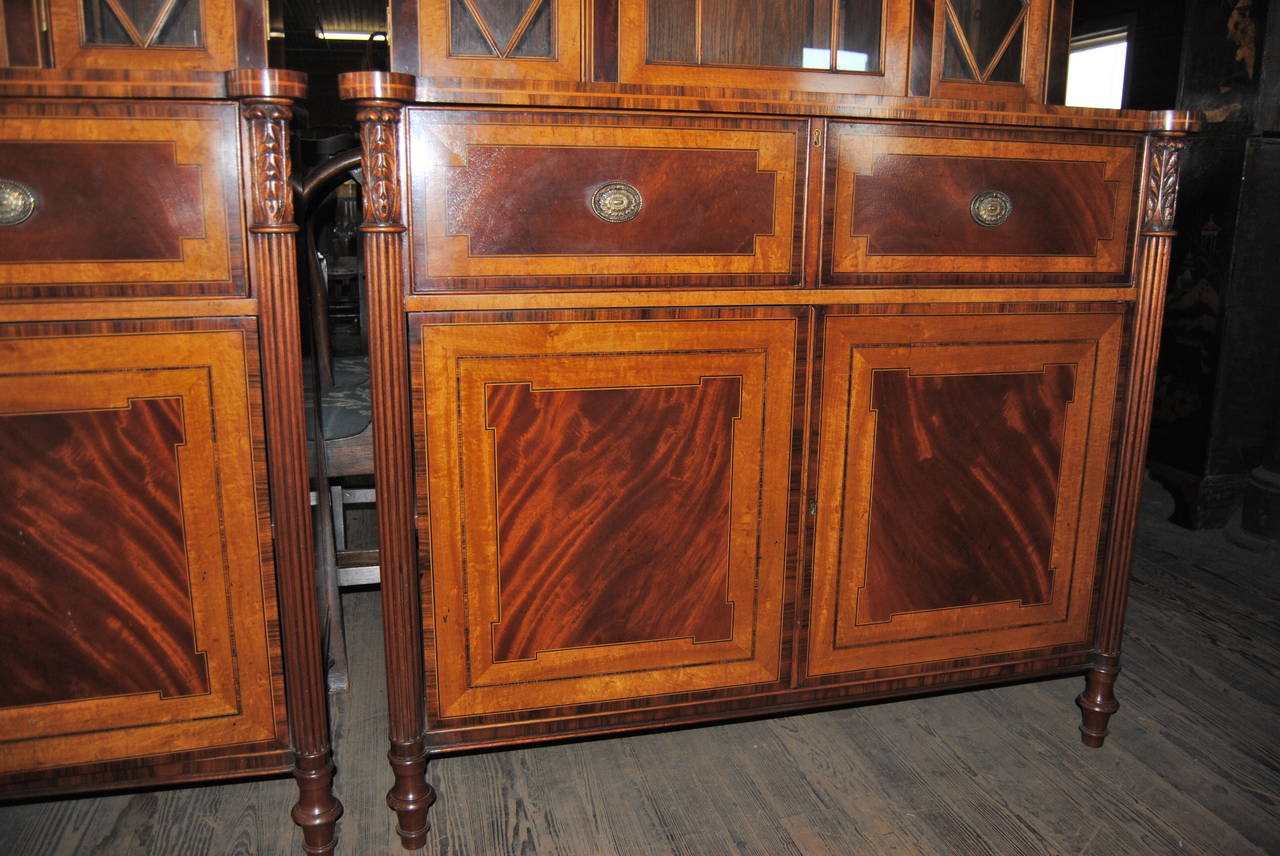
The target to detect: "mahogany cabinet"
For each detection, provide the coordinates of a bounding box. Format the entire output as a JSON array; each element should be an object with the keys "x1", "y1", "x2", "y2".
[
  {"x1": 0, "y1": 3, "x2": 339, "y2": 853},
  {"x1": 345, "y1": 0, "x2": 1197, "y2": 847}
]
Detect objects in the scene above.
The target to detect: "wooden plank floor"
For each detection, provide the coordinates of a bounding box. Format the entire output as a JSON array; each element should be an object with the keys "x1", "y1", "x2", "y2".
[{"x1": 2, "y1": 481, "x2": 1277, "y2": 856}]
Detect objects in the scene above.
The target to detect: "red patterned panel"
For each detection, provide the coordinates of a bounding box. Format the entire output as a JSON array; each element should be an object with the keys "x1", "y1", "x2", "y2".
[
  {"x1": 0, "y1": 397, "x2": 209, "y2": 707},
  {"x1": 0, "y1": 142, "x2": 203, "y2": 263},
  {"x1": 487, "y1": 377, "x2": 741, "y2": 661},
  {"x1": 446, "y1": 146, "x2": 776, "y2": 256},
  {"x1": 859, "y1": 365, "x2": 1076, "y2": 623}
]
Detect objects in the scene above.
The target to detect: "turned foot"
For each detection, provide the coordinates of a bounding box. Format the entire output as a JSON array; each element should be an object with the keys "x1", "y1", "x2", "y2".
[
  {"x1": 291, "y1": 752, "x2": 343, "y2": 855},
  {"x1": 388, "y1": 739, "x2": 436, "y2": 850},
  {"x1": 1076, "y1": 663, "x2": 1121, "y2": 748}
]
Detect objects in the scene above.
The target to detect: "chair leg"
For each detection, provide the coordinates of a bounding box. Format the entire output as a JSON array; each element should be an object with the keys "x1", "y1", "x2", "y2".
[{"x1": 313, "y1": 484, "x2": 350, "y2": 694}]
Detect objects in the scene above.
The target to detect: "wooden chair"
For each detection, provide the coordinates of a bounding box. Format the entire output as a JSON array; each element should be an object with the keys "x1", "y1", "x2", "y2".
[{"x1": 298, "y1": 149, "x2": 377, "y2": 692}]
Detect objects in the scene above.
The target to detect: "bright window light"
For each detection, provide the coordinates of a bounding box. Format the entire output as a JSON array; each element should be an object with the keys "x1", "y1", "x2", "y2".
[
  {"x1": 802, "y1": 48, "x2": 870, "y2": 71},
  {"x1": 1066, "y1": 33, "x2": 1128, "y2": 109},
  {"x1": 315, "y1": 30, "x2": 386, "y2": 41}
]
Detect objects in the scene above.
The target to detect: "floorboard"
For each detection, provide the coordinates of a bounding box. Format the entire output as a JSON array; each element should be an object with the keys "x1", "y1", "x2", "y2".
[{"x1": 2, "y1": 481, "x2": 1277, "y2": 855}]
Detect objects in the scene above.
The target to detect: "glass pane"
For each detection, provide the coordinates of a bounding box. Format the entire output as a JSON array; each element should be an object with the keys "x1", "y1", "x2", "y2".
[
  {"x1": 117, "y1": 0, "x2": 170, "y2": 34},
  {"x1": 838, "y1": 0, "x2": 882, "y2": 72},
  {"x1": 154, "y1": 0, "x2": 203, "y2": 47},
  {"x1": 946, "y1": 0, "x2": 1025, "y2": 77},
  {"x1": 987, "y1": 21, "x2": 1023, "y2": 82},
  {"x1": 695, "y1": 0, "x2": 831, "y2": 69},
  {"x1": 648, "y1": 0, "x2": 698, "y2": 62},
  {"x1": 942, "y1": 15, "x2": 975, "y2": 80},
  {"x1": 82, "y1": 0, "x2": 134, "y2": 44},
  {"x1": 470, "y1": 0, "x2": 539, "y2": 53},
  {"x1": 451, "y1": 0, "x2": 498, "y2": 55},
  {"x1": 509, "y1": 0, "x2": 553, "y2": 57}
]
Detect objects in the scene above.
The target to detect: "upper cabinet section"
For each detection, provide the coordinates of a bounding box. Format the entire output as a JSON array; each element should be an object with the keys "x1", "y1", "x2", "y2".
[
  {"x1": 1, "y1": 0, "x2": 265, "y2": 72},
  {"x1": 392, "y1": 0, "x2": 1070, "y2": 104}
]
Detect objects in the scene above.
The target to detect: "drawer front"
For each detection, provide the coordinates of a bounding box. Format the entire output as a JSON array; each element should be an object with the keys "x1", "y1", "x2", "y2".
[
  {"x1": 804, "y1": 309, "x2": 1123, "y2": 679},
  {"x1": 0, "y1": 320, "x2": 286, "y2": 780},
  {"x1": 0, "y1": 101, "x2": 244, "y2": 300},
  {"x1": 408, "y1": 111, "x2": 807, "y2": 290},
  {"x1": 824, "y1": 123, "x2": 1141, "y2": 284},
  {"x1": 412, "y1": 308, "x2": 804, "y2": 730}
]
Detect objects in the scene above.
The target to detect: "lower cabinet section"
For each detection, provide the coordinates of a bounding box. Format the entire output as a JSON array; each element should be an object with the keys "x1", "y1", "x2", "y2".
[
  {"x1": 0, "y1": 319, "x2": 289, "y2": 792},
  {"x1": 410, "y1": 304, "x2": 1125, "y2": 748}
]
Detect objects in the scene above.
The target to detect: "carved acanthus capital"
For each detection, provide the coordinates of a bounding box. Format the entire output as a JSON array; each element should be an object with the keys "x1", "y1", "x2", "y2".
[
  {"x1": 1143, "y1": 136, "x2": 1188, "y2": 234},
  {"x1": 243, "y1": 100, "x2": 295, "y2": 230},
  {"x1": 356, "y1": 105, "x2": 403, "y2": 229}
]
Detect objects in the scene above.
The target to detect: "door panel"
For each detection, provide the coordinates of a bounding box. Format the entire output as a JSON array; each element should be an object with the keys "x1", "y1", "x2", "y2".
[
  {"x1": 412, "y1": 308, "x2": 804, "y2": 724},
  {"x1": 806, "y1": 309, "x2": 1122, "y2": 677},
  {"x1": 0, "y1": 320, "x2": 286, "y2": 776}
]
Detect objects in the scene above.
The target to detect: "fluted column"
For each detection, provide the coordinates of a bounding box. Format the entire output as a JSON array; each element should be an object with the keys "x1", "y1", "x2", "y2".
[
  {"x1": 341, "y1": 71, "x2": 435, "y2": 849},
  {"x1": 229, "y1": 68, "x2": 342, "y2": 854},
  {"x1": 1079, "y1": 133, "x2": 1188, "y2": 748}
]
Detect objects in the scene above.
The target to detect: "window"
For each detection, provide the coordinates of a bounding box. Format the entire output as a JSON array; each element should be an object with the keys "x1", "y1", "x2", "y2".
[{"x1": 1065, "y1": 29, "x2": 1128, "y2": 109}]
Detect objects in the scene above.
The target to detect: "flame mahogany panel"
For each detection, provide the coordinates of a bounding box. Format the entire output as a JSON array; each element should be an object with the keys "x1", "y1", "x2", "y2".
[
  {"x1": 408, "y1": 110, "x2": 806, "y2": 289},
  {"x1": 413, "y1": 309, "x2": 803, "y2": 721},
  {"x1": 825, "y1": 123, "x2": 1140, "y2": 283},
  {"x1": 487, "y1": 377, "x2": 739, "y2": 662},
  {"x1": 0, "y1": 100, "x2": 243, "y2": 299},
  {"x1": 0, "y1": 141, "x2": 203, "y2": 263},
  {"x1": 806, "y1": 310, "x2": 1124, "y2": 677},
  {"x1": 0, "y1": 321, "x2": 285, "y2": 776},
  {"x1": 860, "y1": 364, "x2": 1076, "y2": 623},
  {"x1": 446, "y1": 146, "x2": 775, "y2": 256},
  {"x1": 0, "y1": 397, "x2": 210, "y2": 707}
]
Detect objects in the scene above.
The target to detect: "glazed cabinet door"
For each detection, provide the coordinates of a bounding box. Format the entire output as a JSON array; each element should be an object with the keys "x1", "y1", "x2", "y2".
[
  {"x1": 400, "y1": 0, "x2": 583, "y2": 82},
  {"x1": 411, "y1": 308, "x2": 807, "y2": 745},
  {"x1": 0, "y1": 319, "x2": 289, "y2": 790},
  {"x1": 618, "y1": 0, "x2": 910, "y2": 94},
  {"x1": 0, "y1": 0, "x2": 266, "y2": 72},
  {"x1": 924, "y1": 0, "x2": 1070, "y2": 103},
  {"x1": 804, "y1": 307, "x2": 1123, "y2": 681}
]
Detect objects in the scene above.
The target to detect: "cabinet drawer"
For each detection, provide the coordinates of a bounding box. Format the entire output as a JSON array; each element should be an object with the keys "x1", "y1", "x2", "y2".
[
  {"x1": 407, "y1": 110, "x2": 807, "y2": 290},
  {"x1": 0, "y1": 101, "x2": 244, "y2": 300},
  {"x1": 823, "y1": 123, "x2": 1141, "y2": 284}
]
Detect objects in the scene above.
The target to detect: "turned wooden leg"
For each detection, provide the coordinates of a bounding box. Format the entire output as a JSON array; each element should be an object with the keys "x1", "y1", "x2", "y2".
[
  {"x1": 388, "y1": 737, "x2": 436, "y2": 850},
  {"x1": 291, "y1": 751, "x2": 343, "y2": 855},
  {"x1": 1076, "y1": 661, "x2": 1121, "y2": 748}
]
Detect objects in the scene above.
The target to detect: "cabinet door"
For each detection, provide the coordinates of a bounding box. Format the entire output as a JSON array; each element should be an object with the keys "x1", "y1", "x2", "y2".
[
  {"x1": 412, "y1": 308, "x2": 804, "y2": 740},
  {"x1": 805, "y1": 309, "x2": 1122, "y2": 679},
  {"x1": 43, "y1": 0, "x2": 256, "y2": 71},
  {"x1": 925, "y1": 0, "x2": 1067, "y2": 102},
  {"x1": 403, "y1": 0, "x2": 583, "y2": 82},
  {"x1": 0, "y1": 319, "x2": 288, "y2": 790},
  {"x1": 618, "y1": 0, "x2": 910, "y2": 94}
]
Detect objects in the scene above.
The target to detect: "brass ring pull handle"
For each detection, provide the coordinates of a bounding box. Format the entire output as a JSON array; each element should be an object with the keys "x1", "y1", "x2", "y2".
[
  {"x1": 0, "y1": 179, "x2": 37, "y2": 226},
  {"x1": 591, "y1": 181, "x2": 643, "y2": 223},
  {"x1": 970, "y1": 189, "x2": 1012, "y2": 227}
]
